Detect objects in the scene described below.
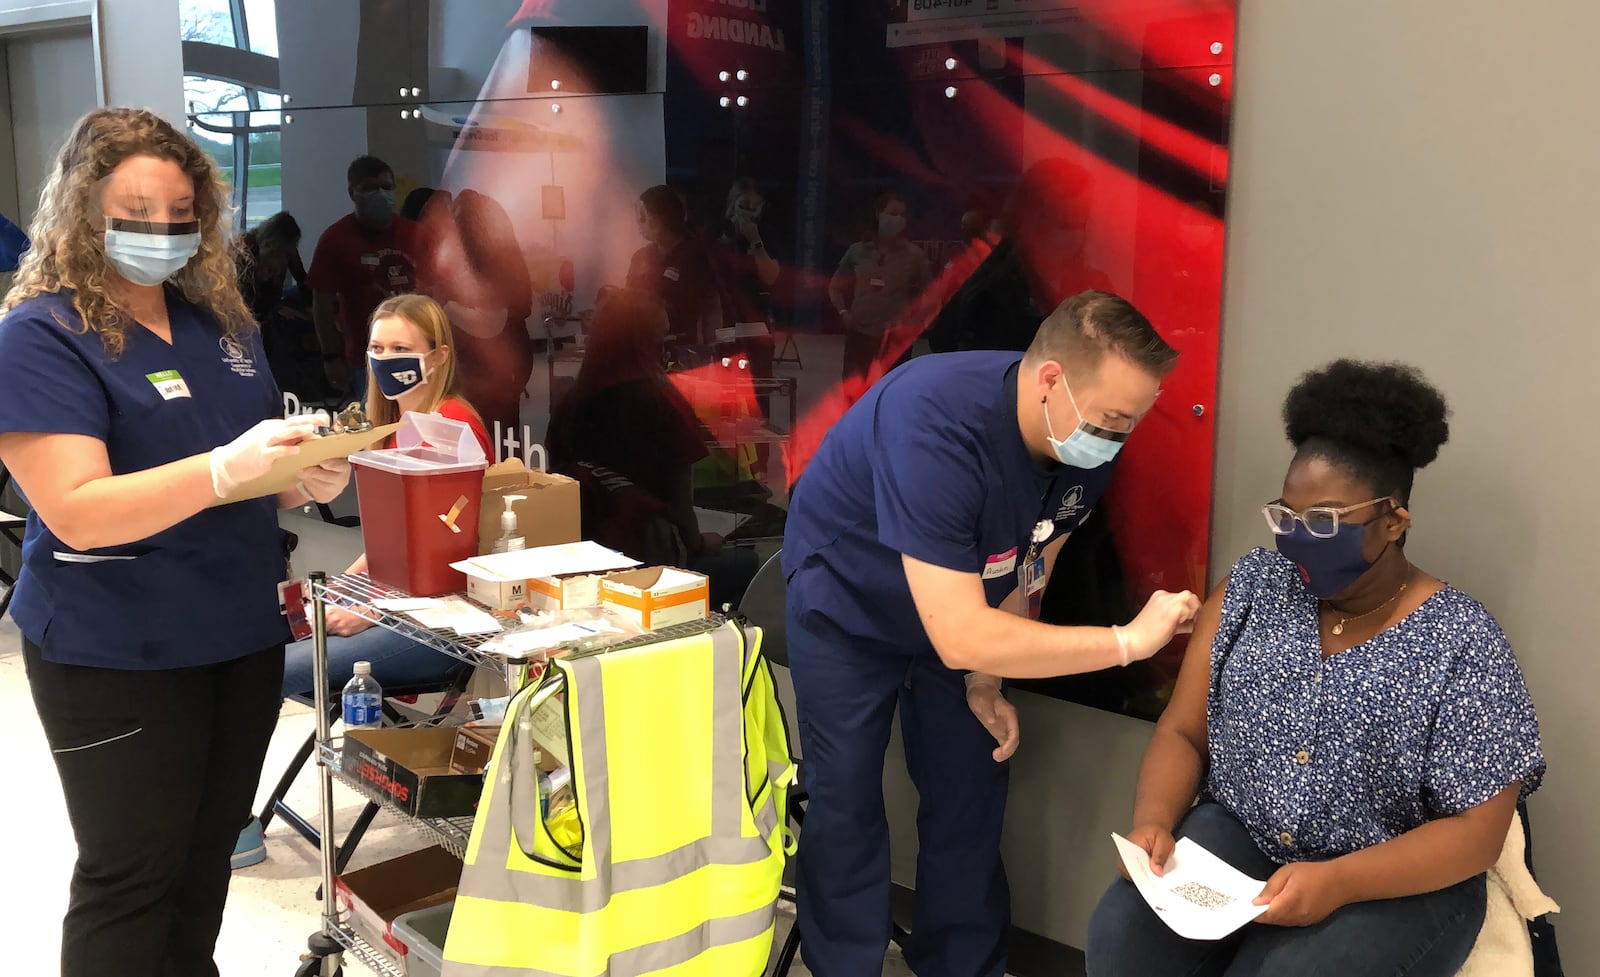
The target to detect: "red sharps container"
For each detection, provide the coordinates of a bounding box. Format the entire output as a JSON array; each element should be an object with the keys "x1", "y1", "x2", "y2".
[{"x1": 350, "y1": 412, "x2": 489, "y2": 596}]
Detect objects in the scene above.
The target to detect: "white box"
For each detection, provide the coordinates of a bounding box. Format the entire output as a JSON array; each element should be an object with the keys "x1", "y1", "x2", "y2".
[{"x1": 600, "y1": 567, "x2": 711, "y2": 630}]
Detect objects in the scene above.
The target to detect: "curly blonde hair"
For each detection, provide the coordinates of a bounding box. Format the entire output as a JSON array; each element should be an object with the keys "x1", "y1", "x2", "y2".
[{"x1": 0, "y1": 107, "x2": 253, "y2": 356}]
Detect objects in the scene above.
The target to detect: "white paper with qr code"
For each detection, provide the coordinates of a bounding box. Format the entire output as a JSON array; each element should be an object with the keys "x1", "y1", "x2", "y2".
[{"x1": 1112, "y1": 833, "x2": 1268, "y2": 940}]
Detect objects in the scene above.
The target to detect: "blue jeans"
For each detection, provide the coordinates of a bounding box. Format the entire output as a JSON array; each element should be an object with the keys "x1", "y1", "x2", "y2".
[
  {"x1": 280, "y1": 624, "x2": 459, "y2": 699},
  {"x1": 1086, "y1": 803, "x2": 1486, "y2": 977}
]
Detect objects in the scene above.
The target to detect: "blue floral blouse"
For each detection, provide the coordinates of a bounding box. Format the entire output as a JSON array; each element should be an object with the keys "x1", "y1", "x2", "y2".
[{"x1": 1204, "y1": 548, "x2": 1545, "y2": 864}]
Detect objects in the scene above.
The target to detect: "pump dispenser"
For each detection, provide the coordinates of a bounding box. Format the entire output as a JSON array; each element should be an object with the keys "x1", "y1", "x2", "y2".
[{"x1": 492, "y1": 494, "x2": 527, "y2": 553}]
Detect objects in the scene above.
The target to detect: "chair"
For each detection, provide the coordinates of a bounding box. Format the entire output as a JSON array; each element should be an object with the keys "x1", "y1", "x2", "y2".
[
  {"x1": 257, "y1": 665, "x2": 473, "y2": 873},
  {"x1": 736, "y1": 550, "x2": 909, "y2": 977},
  {"x1": 0, "y1": 465, "x2": 29, "y2": 621}
]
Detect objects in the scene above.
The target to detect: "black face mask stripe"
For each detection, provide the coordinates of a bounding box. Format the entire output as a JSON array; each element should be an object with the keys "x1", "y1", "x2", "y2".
[{"x1": 105, "y1": 218, "x2": 201, "y2": 236}]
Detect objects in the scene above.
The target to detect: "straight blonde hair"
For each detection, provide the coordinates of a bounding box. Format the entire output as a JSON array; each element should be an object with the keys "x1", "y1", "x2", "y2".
[{"x1": 363, "y1": 293, "x2": 484, "y2": 432}]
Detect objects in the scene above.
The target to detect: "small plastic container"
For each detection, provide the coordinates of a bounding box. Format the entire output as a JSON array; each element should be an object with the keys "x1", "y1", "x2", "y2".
[
  {"x1": 350, "y1": 412, "x2": 489, "y2": 597},
  {"x1": 391, "y1": 901, "x2": 453, "y2": 977}
]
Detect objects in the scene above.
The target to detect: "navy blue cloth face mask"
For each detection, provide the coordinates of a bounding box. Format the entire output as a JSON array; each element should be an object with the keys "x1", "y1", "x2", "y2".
[
  {"x1": 368, "y1": 351, "x2": 428, "y2": 400},
  {"x1": 1276, "y1": 521, "x2": 1379, "y2": 599}
]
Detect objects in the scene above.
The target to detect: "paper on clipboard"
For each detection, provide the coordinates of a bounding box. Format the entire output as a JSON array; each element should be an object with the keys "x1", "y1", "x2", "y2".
[
  {"x1": 209, "y1": 423, "x2": 400, "y2": 506},
  {"x1": 1111, "y1": 833, "x2": 1269, "y2": 941}
]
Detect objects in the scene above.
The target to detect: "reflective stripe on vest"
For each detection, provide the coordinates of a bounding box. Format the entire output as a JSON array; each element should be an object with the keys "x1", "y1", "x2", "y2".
[{"x1": 443, "y1": 622, "x2": 790, "y2": 977}]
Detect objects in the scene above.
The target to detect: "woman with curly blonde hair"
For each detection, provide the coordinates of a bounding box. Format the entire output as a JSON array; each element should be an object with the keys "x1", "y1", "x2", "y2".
[{"x1": 0, "y1": 107, "x2": 353, "y2": 977}]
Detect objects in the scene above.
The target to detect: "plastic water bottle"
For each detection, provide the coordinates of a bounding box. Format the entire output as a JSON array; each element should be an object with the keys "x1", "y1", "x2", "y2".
[{"x1": 342, "y1": 661, "x2": 383, "y2": 730}]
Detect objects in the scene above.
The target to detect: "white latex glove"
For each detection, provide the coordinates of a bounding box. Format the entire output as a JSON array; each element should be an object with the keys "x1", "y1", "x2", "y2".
[
  {"x1": 209, "y1": 415, "x2": 322, "y2": 498},
  {"x1": 965, "y1": 674, "x2": 1020, "y2": 762},
  {"x1": 297, "y1": 458, "x2": 352, "y2": 504},
  {"x1": 1119, "y1": 590, "x2": 1203, "y2": 663}
]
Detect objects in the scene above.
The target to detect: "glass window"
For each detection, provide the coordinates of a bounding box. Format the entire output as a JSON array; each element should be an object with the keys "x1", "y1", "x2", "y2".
[
  {"x1": 243, "y1": 129, "x2": 283, "y2": 227},
  {"x1": 179, "y1": 0, "x2": 237, "y2": 46},
  {"x1": 241, "y1": 0, "x2": 280, "y2": 57},
  {"x1": 184, "y1": 76, "x2": 250, "y2": 115}
]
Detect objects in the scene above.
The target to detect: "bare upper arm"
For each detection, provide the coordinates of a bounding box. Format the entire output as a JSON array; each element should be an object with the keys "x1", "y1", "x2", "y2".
[
  {"x1": 902, "y1": 553, "x2": 991, "y2": 669},
  {"x1": 0, "y1": 431, "x2": 112, "y2": 542},
  {"x1": 1155, "y1": 574, "x2": 1231, "y2": 755}
]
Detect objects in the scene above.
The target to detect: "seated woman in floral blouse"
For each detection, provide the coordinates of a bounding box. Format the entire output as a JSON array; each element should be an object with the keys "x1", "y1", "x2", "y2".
[{"x1": 1086, "y1": 360, "x2": 1544, "y2": 977}]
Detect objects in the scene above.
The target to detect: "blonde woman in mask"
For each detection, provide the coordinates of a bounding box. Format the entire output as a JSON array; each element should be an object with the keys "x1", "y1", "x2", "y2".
[{"x1": 0, "y1": 107, "x2": 349, "y2": 977}]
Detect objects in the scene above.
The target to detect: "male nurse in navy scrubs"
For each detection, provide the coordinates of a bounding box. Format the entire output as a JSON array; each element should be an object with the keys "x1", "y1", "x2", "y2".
[{"x1": 783, "y1": 290, "x2": 1202, "y2": 977}]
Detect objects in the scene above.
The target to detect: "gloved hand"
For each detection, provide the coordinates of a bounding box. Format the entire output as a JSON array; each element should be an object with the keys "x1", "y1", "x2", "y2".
[
  {"x1": 209, "y1": 415, "x2": 322, "y2": 498},
  {"x1": 1119, "y1": 589, "x2": 1203, "y2": 664},
  {"x1": 297, "y1": 458, "x2": 352, "y2": 504}
]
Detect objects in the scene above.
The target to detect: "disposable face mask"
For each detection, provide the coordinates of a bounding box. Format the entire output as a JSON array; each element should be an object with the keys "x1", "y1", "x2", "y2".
[
  {"x1": 368, "y1": 350, "x2": 429, "y2": 400},
  {"x1": 1043, "y1": 380, "x2": 1127, "y2": 469},
  {"x1": 356, "y1": 188, "x2": 397, "y2": 224},
  {"x1": 1274, "y1": 521, "x2": 1376, "y2": 599},
  {"x1": 103, "y1": 218, "x2": 201, "y2": 286},
  {"x1": 878, "y1": 213, "x2": 907, "y2": 238}
]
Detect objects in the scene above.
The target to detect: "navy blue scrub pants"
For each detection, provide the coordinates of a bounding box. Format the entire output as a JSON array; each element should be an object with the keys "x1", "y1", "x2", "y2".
[{"x1": 787, "y1": 603, "x2": 1010, "y2": 977}]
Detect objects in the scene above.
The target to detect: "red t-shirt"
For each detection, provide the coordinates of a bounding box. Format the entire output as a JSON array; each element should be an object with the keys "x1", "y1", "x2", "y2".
[{"x1": 307, "y1": 213, "x2": 425, "y2": 366}]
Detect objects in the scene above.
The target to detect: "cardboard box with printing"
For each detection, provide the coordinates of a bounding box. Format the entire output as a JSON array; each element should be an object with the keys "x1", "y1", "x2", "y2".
[
  {"x1": 477, "y1": 460, "x2": 581, "y2": 556},
  {"x1": 600, "y1": 567, "x2": 711, "y2": 630}
]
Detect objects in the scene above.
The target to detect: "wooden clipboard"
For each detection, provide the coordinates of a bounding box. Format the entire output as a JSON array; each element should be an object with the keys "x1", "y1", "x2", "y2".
[{"x1": 209, "y1": 423, "x2": 401, "y2": 506}]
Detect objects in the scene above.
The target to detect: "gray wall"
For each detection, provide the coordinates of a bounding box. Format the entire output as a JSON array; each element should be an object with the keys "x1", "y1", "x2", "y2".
[
  {"x1": 1214, "y1": 0, "x2": 1598, "y2": 970},
  {"x1": 893, "y1": 2, "x2": 1599, "y2": 970},
  {"x1": 0, "y1": 0, "x2": 182, "y2": 123}
]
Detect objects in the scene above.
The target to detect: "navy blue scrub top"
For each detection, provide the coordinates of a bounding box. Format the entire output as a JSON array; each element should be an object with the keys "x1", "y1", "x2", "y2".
[
  {"x1": 784, "y1": 351, "x2": 1118, "y2": 655},
  {"x1": 0, "y1": 290, "x2": 290, "y2": 669}
]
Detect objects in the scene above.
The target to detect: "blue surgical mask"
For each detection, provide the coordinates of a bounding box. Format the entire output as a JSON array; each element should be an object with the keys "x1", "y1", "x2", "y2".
[
  {"x1": 368, "y1": 351, "x2": 429, "y2": 400},
  {"x1": 103, "y1": 218, "x2": 201, "y2": 286},
  {"x1": 1275, "y1": 522, "x2": 1376, "y2": 599},
  {"x1": 878, "y1": 213, "x2": 907, "y2": 238},
  {"x1": 1043, "y1": 380, "x2": 1127, "y2": 469},
  {"x1": 356, "y1": 188, "x2": 396, "y2": 224}
]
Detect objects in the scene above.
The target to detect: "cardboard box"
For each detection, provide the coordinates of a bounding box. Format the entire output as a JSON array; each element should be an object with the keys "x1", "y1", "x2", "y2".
[
  {"x1": 454, "y1": 542, "x2": 640, "y2": 613},
  {"x1": 450, "y1": 724, "x2": 502, "y2": 773},
  {"x1": 334, "y1": 846, "x2": 461, "y2": 966},
  {"x1": 342, "y1": 728, "x2": 490, "y2": 819},
  {"x1": 478, "y1": 460, "x2": 581, "y2": 556},
  {"x1": 600, "y1": 567, "x2": 711, "y2": 630}
]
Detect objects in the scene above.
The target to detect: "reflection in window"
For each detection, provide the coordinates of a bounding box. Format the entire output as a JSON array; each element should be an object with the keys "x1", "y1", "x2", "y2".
[{"x1": 179, "y1": 0, "x2": 236, "y2": 46}]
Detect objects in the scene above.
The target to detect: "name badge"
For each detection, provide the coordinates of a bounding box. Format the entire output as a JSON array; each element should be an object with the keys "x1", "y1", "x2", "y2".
[
  {"x1": 663, "y1": 267, "x2": 681, "y2": 282},
  {"x1": 982, "y1": 547, "x2": 1017, "y2": 579},
  {"x1": 146, "y1": 369, "x2": 191, "y2": 400},
  {"x1": 1022, "y1": 557, "x2": 1047, "y2": 621},
  {"x1": 360, "y1": 254, "x2": 381, "y2": 267}
]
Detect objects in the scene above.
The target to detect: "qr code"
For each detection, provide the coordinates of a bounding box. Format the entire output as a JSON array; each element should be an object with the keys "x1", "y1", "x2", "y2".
[{"x1": 1172, "y1": 881, "x2": 1237, "y2": 910}]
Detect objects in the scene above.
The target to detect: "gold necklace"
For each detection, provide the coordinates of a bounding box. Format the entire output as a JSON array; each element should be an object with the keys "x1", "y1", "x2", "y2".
[{"x1": 1325, "y1": 581, "x2": 1408, "y2": 636}]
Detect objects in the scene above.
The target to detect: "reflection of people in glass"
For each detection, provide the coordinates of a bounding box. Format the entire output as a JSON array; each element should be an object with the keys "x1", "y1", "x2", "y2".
[
  {"x1": 423, "y1": 188, "x2": 536, "y2": 446},
  {"x1": 713, "y1": 178, "x2": 780, "y2": 467},
  {"x1": 545, "y1": 287, "x2": 756, "y2": 609},
  {"x1": 307, "y1": 155, "x2": 424, "y2": 398},
  {"x1": 238, "y1": 211, "x2": 321, "y2": 400},
  {"x1": 928, "y1": 158, "x2": 1113, "y2": 354},
  {"x1": 1088, "y1": 361, "x2": 1543, "y2": 977},
  {"x1": 784, "y1": 293, "x2": 1196, "y2": 976},
  {"x1": 831, "y1": 190, "x2": 932, "y2": 381},
  {"x1": 237, "y1": 211, "x2": 308, "y2": 323},
  {"x1": 626, "y1": 184, "x2": 722, "y2": 347}
]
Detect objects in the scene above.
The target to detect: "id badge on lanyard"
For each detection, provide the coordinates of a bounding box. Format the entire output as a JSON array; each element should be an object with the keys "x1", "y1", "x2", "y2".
[{"x1": 1018, "y1": 519, "x2": 1053, "y2": 621}]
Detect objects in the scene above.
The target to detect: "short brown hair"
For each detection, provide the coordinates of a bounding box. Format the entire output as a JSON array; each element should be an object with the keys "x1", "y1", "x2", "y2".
[{"x1": 1026, "y1": 290, "x2": 1177, "y2": 378}]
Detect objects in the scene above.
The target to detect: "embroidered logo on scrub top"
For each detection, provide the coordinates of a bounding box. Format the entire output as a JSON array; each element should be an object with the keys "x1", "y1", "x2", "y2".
[
  {"x1": 1056, "y1": 485, "x2": 1086, "y2": 524},
  {"x1": 219, "y1": 336, "x2": 258, "y2": 379}
]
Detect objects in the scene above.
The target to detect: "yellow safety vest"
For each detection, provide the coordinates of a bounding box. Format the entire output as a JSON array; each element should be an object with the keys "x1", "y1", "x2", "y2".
[{"x1": 443, "y1": 621, "x2": 795, "y2": 977}]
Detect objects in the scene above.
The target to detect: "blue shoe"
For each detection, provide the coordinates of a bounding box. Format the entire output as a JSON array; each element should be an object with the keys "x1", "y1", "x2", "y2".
[{"x1": 232, "y1": 817, "x2": 267, "y2": 870}]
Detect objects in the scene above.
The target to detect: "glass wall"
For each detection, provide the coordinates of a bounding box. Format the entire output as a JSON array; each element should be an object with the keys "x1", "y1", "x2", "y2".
[{"x1": 186, "y1": 0, "x2": 1238, "y2": 720}]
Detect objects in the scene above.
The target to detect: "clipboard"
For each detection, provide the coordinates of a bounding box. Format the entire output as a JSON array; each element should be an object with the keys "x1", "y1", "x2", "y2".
[{"x1": 209, "y1": 423, "x2": 401, "y2": 506}]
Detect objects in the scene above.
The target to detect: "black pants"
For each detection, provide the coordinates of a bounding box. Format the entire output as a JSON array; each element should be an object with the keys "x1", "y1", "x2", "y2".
[{"x1": 24, "y1": 640, "x2": 285, "y2": 977}]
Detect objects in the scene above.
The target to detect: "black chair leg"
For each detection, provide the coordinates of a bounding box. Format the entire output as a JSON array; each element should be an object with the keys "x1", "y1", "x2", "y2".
[
  {"x1": 258, "y1": 730, "x2": 317, "y2": 829},
  {"x1": 335, "y1": 801, "x2": 382, "y2": 874},
  {"x1": 771, "y1": 923, "x2": 802, "y2": 977}
]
